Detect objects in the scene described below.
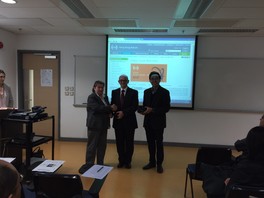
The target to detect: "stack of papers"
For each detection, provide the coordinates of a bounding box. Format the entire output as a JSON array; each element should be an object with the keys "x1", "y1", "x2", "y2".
[
  {"x1": 0, "y1": 157, "x2": 16, "y2": 163},
  {"x1": 82, "y1": 165, "x2": 113, "y2": 179},
  {"x1": 32, "y1": 160, "x2": 65, "y2": 173}
]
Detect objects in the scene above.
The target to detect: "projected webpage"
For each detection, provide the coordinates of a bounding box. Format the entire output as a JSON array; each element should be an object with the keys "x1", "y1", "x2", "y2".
[{"x1": 107, "y1": 36, "x2": 196, "y2": 108}]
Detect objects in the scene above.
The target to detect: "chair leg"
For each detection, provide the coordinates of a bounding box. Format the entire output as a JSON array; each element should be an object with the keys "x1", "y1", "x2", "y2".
[
  {"x1": 184, "y1": 169, "x2": 188, "y2": 197},
  {"x1": 189, "y1": 174, "x2": 194, "y2": 198},
  {"x1": 184, "y1": 168, "x2": 194, "y2": 198}
]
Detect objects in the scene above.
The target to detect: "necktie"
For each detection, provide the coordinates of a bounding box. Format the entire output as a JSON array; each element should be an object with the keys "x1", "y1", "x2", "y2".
[{"x1": 120, "y1": 89, "x2": 125, "y2": 108}]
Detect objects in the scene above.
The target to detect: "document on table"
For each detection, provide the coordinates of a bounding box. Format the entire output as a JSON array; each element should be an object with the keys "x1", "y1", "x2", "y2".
[
  {"x1": 82, "y1": 165, "x2": 113, "y2": 179},
  {"x1": 0, "y1": 157, "x2": 16, "y2": 163},
  {"x1": 32, "y1": 160, "x2": 65, "y2": 173}
]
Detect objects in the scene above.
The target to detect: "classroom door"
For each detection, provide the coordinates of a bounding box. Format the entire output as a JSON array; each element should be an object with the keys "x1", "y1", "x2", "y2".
[{"x1": 20, "y1": 52, "x2": 60, "y2": 138}]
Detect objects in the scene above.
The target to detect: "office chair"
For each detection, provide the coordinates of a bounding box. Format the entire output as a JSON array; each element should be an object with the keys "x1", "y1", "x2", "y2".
[
  {"x1": 33, "y1": 173, "x2": 106, "y2": 198},
  {"x1": 184, "y1": 147, "x2": 232, "y2": 198},
  {"x1": 225, "y1": 184, "x2": 264, "y2": 198}
]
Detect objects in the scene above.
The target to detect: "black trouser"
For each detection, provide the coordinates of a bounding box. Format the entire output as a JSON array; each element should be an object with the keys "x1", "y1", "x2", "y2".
[
  {"x1": 145, "y1": 127, "x2": 164, "y2": 166},
  {"x1": 115, "y1": 127, "x2": 135, "y2": 165}
]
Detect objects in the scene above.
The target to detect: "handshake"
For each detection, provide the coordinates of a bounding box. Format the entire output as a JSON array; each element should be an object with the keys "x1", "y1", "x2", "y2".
[
  {"x1": 110, "y1": 104, "x2": 117, "y2": 112},
  {"x1": 110, "y1": 104, "x2": 125, "y2": 119}
]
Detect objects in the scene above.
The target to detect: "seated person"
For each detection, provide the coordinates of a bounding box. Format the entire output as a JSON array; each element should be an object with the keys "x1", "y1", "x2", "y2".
[
  {"x1": 225, "y1": 126, "x2": 264, "y2": 189},
  {"x1": 203, "y1": 126, "x2": 264, "y2": 198},
  {"x1": 234, "y1": 114, "x2": 264, "y2": 158},
  {"x1": 0, "y1": 159, "x2": 21, "y2": 198}
]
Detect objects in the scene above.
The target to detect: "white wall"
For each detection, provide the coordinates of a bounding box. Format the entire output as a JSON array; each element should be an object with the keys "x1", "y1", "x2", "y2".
[
  {"x1": 16, "y1": 35, "x2": 106, "y2": 140},
  {"x1": 0, "y1": 29, "x2": 18, "y2": 106},
  {"x1": 0, "y1": 33, "x2": 261, "y2": 146}
]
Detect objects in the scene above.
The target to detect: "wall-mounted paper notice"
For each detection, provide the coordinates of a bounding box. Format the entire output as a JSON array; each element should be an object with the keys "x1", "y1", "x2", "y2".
[{"x1": 41, "y1": 69, "x2": 53, "y2": 87}]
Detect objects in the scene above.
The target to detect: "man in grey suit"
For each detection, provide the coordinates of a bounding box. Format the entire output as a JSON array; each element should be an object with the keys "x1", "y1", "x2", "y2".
[
  {"x1": 79, "y1": 80, "x2": 117, "y2": 174},
  {"x1": 111, "y1": 75, "x2": 138, "y2": 169}
]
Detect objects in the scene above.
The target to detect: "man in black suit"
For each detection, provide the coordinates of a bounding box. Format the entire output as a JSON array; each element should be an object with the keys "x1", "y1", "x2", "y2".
[
  {"x1": 111, "y1": 75, "x2": 138, "y2": 169},
  {"x1": 139, "y1": 71, "x2": 170, "y2": 173}
]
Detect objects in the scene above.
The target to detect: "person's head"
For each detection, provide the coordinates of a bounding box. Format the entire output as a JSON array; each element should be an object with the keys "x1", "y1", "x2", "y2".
[
  {"x1": 246, "y1": 126, "x2": 264, "y2": 162},
  {"x1": 118, "y1": 75, "x2": 129, "y2": 89},
  {"x1": 259, "y1": 114, "x2": 264, "y2": 127},
  {"x1": 92, "y1": 80, "x2": 105, "y2": 97},
  {"x1": 0, "y1": 69, "x2": 6, "y2": 86},
  {"x1": 0, "y1": 160, "x2": 21, "y2": 198},
  {"x1": 149, "y1": 71, "x2": 161, "y2": 88}
]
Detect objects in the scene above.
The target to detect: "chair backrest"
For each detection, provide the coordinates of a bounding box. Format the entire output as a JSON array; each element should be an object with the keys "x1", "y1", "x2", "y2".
[
  {"x1": 225, "y1": 185, "x2": 264, "y2": 198},
  {"x1": 195, "y1": 147, "x2": 232, "y2": 179},
  {"x1": 33, "y1": 173, "x2": 83, "y2": 198},
  {"x1": 88, "y1": 176, "x2": 107, "y2": 195}
]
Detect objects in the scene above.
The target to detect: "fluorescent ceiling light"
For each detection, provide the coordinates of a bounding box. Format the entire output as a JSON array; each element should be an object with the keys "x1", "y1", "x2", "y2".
[
  {"x1": 184, "y1": 0, "x2": 213, "y2": 19},
  {"x1": 1, "y1": 0, "x2": 17, "y2": 4},
  {"x1": 174, "y1": 0, "x2": 192, "y2": 18}
]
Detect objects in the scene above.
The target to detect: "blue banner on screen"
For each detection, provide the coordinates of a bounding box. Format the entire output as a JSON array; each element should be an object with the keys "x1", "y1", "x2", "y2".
[{"x1": 106, "y1": 35, "x2": 197, "y2": 109}]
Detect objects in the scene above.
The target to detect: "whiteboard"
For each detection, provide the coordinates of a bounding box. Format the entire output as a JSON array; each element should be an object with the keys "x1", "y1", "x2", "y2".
[
  {"x1": 195, "y1": 58, "x2": 264, "y2": 112},
  {"x1": 74, "y1": 56, "x2": 105, "y2": 106}
]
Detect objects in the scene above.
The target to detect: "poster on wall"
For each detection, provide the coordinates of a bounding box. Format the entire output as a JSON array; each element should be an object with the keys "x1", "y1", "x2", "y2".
[{"x1": 41, "y1": 69, "x2": 53, "y2": 87}]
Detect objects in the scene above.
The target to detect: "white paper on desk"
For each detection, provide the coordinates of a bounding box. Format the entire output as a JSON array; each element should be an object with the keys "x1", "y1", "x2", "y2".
[
  {"x1": 0, "y1": 157, "x2": 16, "y2": 163},
  {"x1": 32, "y1": 160, "x2": 65, "y2": 173},
  {"x1": 82, "y1": 165, "x2": 113, "y2": 179}
]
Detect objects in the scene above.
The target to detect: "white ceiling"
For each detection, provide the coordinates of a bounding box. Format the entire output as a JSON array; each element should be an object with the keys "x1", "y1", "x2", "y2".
[{"x1": 0, "y1": 0, "x2": 264, "y2": 36}]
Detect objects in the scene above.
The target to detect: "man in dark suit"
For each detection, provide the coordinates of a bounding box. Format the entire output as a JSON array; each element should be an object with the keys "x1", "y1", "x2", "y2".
[
  {"x1": 111, "y1": 75, "x2": 138, "y2": 169},
  {"x1": 139, "y1": 71, "x2": 170, "y2": 173}
]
